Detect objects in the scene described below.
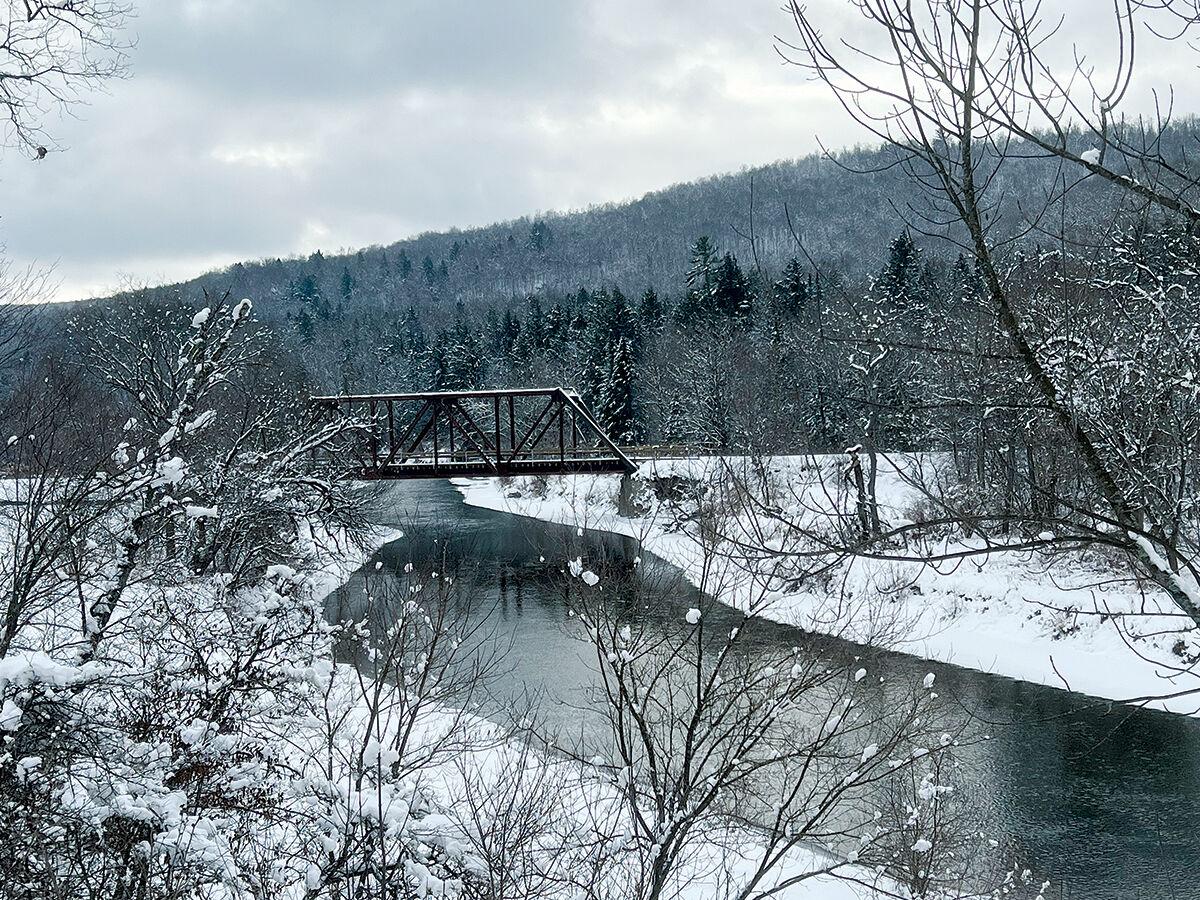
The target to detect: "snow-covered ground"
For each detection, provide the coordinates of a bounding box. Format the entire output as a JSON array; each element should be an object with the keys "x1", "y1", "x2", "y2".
[
  {"x1": 0, "y1": 478, "x2": 911, "y2": 899},
  {"x1": 453, "y1": 455, "x2": 1200, "y2": 716}
]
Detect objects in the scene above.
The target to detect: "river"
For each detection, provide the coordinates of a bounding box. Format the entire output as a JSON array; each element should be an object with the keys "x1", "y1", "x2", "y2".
[{"x1": 325, "y1": 480, "x2": 1200, "y2": 900}]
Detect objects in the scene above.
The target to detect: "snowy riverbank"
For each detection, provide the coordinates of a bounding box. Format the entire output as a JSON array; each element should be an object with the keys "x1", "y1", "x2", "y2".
[{"x1": 453, "y1": 456, "x2": 1200, "y2": 716}]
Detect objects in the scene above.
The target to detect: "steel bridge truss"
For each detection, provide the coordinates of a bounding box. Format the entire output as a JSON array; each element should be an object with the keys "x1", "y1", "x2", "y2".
[{"x1": 312, "y1": 388, "x2": 637, "y2": 480}]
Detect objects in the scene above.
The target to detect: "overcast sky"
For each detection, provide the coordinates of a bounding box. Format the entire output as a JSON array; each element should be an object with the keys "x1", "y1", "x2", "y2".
[{"x1": 0, "y1": 0, "x2": 1196, "y2": 303}]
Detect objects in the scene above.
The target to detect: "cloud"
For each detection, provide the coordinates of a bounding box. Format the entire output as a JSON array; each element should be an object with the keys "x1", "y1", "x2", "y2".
[{"x1": 0, "y1": 0, "x2": 1195, "y2": 302}]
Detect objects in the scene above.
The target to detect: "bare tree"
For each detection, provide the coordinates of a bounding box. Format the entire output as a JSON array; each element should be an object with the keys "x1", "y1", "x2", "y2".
[
  {"x1": 559, "y1": 501, "x2": 1029, "y2": 900},
  {"x1": 779, "y1": 0, "x2": 1200, "y2": 629},
  {"x1": 0, "y1": 0, "x2": 130, "y2": 156}
]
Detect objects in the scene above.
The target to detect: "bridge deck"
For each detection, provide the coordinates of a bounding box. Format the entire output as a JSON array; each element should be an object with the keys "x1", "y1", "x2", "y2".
[{"x1": 351, "y1": 456, "x2": 633, "y2": 480}]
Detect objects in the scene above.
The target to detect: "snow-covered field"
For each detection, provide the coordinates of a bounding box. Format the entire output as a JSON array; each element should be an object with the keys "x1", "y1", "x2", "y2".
[{"x1": 454, "y1": 455, "x2": 1200, "y2": 716}]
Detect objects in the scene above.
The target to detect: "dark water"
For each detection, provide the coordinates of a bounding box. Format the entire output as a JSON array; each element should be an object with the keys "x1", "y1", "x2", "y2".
[{"x1": 326, "y1": 481, "x2": 1200, "y2": 900}]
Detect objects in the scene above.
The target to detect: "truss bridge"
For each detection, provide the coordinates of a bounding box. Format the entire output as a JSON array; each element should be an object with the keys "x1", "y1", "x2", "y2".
[{"x1": 311, "y1": 388, "x2": 637, "y2": 480}]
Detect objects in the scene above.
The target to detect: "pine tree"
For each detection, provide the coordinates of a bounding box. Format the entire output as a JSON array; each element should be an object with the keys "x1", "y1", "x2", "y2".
[
  {"x1": 875, "y1": 230, "x2": 930, "y2": 313},
  {"x1": 483, "y1": 306, "x2": 503, "y2": 354},
  {"x1": 773, "y1": 257, "x2": 809, "y2": 318},
  {"x1": 600, "y1": 336, "x2": 639, "y2": 444},
  {"x1": 523, "y1": 295, "x2": 546, "y2": 352},
  {"x1": 397, "y1": 251, "x2": 413, "y2": 280},
  {"x1": 433, "y1": 305, "x2": 482, "y2": 390},
  {"x1": 544, "y1": 302, "x2": 569, "y2": 349},
  {"x1": 579, "y1": 290, "x2": 613, "y2": 410},
  {"x1": 638, "y1": 287, "x2": 665, "y2": 340},
  {"x1": 660, "y1": 393, "x2": 691, "y2": 444},
  {"x1": 402, "y1": 305, "x2": 426, "y2": 350},
  {"x1": 609, "y1": 287, "x2": 638, "y2": 349},
  {"x1": 713, "y1": 251, "x2": 753, "y2": 320},
  {"x1": 291, "y1": 274, "x2": 330, "y2": 320},
  {"x1": 499, "y1": 308, "x2": 521, "y2": 357},
  {"x1": 295, "y1": 309, "x2": 315, "y2": 344},
  {"x1": 683, "y1": 236, "x2": 719, "y2": 314},
  {"x1": 850, "y1": 230, "x2": 934, "y2": 452}
]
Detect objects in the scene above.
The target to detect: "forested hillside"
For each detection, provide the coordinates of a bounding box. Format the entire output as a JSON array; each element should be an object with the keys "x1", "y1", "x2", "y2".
[{"x1": 47, "y1": 124, "x2": 1199, "y2": 464}]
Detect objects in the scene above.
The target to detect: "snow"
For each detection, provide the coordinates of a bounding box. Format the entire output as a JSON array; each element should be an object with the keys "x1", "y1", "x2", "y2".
[
  {"x1": 1081, "y1": 148, "x2": 1101, "y2": 164},
  {"x1": 0, "y1": 650, "x2": 90, "y2": 691},
  {"x1": 152, "y1": 456, "x2": 187, "y2": 487},
  {"x1": 0, "y1": 698, "x2": 23, "y2": 731},
  {"x1": 685, "y1": 607, "x2": 702, "y2": 625},
  {"x1": 179, "y1": 718, "x2": 212, "y2": 746},
  {"x1": 190, "y1": 307, "x2": 211, "y2": 328},
  {"x1": 454, "y1": 455, "x2": 1200, "y2": 716},
  {"x1": 184, "y1": 409, "x2": 216, "y2": 434}
]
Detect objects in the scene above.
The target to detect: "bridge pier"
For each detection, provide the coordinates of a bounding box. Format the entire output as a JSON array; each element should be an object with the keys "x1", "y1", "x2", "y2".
[{"x1": 617, "y1": 472, "x2": 637, "y2": 517}]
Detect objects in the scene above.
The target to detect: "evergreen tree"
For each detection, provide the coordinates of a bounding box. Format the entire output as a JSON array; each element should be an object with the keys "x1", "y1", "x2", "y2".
[
  {"x1": 402, "y1": 305, "x2": 426, "y2": 350},
  {"x1": 295, "y1": 309, "x2": 315, "y2": 344},
  {"x1": 579, "y1": 290, "x2": 612, "y2": 409},
  {"x1": 875, "y1": 230, "x2": 931, "y2": 314},
  {"x1": 713, "y1": 251, "x2": 753, "y2": 320},
  {"x1": 483, "y1": 306, "x2": 507, "y2": 360},
  {"x1": 609, "y1": 287, "x2": 638, "y2": 349},
  {"x1": 397, "y1": 251, "x2": 413, "y2": 280},
  {"x1": 600, "y1": 336, "x2": 639, "y2": 443},
  {"x1": 638, "y1": 287, "x2": 665, "y2": 340},
  {"x1": 683, "y1": 236, "x2": 719, "y2": 316},
  {"x1": 660, "y1": 393, "x2": 691, "y2": 444},
  {"x1": 399, "y1": 305, "x2": 431, "y2": 389},
  {"x1": 499, "y1": 308, "x2": 521, "y2": 357},
  {"x1": 544, "y1": 302, "x2": 569, "y2": 349},
  {"x1": 339, "y1": 266, "x2": 356, "y2": 301},
  {"x1": 422, "y1": 255, "x2": 437, "y2": 285},
  {"x1": 522, "y1": 295, "x2": 546, "y2": 352},
  {"x1": 433, "y1": 305, "x2": 482, "y2": 390},
  {"x1": 773, "y1": 258, "x2": 809, "y2": 318},
  {"x1": 290, "y1": 274, "x2": 330, "y2": 319}
]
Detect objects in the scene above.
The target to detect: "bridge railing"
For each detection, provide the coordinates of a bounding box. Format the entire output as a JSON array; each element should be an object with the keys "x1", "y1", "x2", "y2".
[{"x1": 311, "y1": 388, "x2": 636, "y2": 479}]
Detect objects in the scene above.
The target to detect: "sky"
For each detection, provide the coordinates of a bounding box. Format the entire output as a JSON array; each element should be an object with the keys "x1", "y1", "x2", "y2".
[{"x1": 0, "y1": 0, "x2": 1196, "y2": 303}]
